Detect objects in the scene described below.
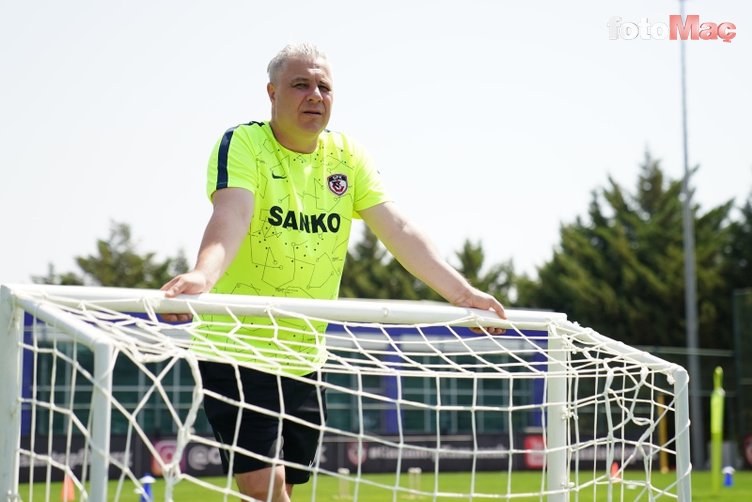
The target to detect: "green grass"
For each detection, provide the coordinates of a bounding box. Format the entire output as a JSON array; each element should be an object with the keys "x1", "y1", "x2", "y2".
[{"x1": 19, "y1": 470, "x2": 752, "y2": 501}]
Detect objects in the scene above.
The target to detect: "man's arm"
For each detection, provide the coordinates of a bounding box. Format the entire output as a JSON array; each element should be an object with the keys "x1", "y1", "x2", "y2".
[
  {"x1": 160, "y1": 188, "x2": 254, "y2": 321},
  {"x1": 359, "y1": 202, "x2": 506, "y2": 332}
]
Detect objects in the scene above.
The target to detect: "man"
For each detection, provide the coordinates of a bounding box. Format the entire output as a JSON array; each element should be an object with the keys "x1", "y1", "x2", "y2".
[{"x1": 161, "y1": 43, "x2": 506, "y2": 501}]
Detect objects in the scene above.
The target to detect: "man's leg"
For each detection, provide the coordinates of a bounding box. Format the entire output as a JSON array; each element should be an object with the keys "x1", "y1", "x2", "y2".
[
  {"x1": 235, "y1": 465, "x2": 290, "y2": 502},
  {"x1": 278, "y1": 373, "x2": 326, "y2": 493},
  {"x1": 200, "y1": 362, "x2": 289, "y2": 500}
]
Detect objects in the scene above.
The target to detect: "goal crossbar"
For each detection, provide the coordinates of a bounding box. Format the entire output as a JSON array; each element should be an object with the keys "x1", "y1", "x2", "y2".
[{"x1": 6, "y1": 283, "x2": 566, "y2": 327}]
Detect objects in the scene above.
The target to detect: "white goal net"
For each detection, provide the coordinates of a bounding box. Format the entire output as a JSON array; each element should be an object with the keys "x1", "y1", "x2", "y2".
[{"x1": 0, "y1": 284, "x2": 691, "y2": 501}]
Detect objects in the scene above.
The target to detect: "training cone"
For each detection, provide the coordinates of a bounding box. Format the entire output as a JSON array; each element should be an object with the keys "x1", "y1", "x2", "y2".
[
  {"x1": 138, "y1": 474, "x2": 156, "y2": 502},
  {"x1": 61, "y1": 474, "x2": 75, "y2": 501},
  {"x1": 610, "y1": 461, "x2": 621, "y2": 481}
]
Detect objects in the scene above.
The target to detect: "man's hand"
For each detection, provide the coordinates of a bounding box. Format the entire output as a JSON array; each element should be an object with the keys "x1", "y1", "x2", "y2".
[
  {"x1": 159, "y1": 188, "x2": 254, "y2": 323},
  {"x1": 162, "y1": 270, "x2": 211, "y2": 298},
  {"x1": 159, "y1": 270, "x2": 211, "y2": 323},
  {"x1": 450, "y1": 287, "x2": 507, "y2": 335}
]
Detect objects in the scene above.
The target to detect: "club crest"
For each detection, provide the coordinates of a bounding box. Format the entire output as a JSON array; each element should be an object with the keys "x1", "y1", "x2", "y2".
[{"x1": 327, "y1": 174, "x2": 348, "y2": 196}]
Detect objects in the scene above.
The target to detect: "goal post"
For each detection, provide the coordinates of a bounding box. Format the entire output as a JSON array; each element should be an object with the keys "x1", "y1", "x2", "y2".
[
  {"x1": 0, "y1": 286, "x2": 23, "y2": 502},
  {"x1": 0, "y1": 284, "x2": 692, "y2": 501}
]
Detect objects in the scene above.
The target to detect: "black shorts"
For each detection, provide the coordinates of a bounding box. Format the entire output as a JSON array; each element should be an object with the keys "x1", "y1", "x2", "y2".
[{"x1": 198, "y1": 361, "x2": 327, "y2": 484}]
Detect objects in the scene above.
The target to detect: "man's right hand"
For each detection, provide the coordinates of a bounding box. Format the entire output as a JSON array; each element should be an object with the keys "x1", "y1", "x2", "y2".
[
  {"x1": 159, "y1": 188, "x2": 255, "y2": 323},
  {"x1": 159, "y1": 270, "x2": 211, "y2": 323}
]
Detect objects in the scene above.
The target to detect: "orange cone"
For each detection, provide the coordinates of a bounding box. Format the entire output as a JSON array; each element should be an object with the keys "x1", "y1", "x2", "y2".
[
  {"x1": 61, "y1": 474, "x2": 75, "y2": 501},
  {"x1": 610, "y1": 461, "x2": 621, "y2": 481}
]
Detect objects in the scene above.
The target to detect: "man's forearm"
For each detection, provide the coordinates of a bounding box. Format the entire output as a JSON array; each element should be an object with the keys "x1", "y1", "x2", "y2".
[
  {"x1": 193, "y1": 207, "x2": 249, "y2": 288},
  {"x1": 188, "y1": 187, "x2": 255, "y2": 291},
  {"x1": 380, "y1": 220, "x2": 471, "y2": 304},
  {"x1": 362, "y1": 203, "x2": 472, "y2": 304}
]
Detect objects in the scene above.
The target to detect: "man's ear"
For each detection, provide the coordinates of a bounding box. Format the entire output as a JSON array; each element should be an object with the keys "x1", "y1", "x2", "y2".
[{"x1": 267, "y1": 82, "x2": 276, "y2": 102}]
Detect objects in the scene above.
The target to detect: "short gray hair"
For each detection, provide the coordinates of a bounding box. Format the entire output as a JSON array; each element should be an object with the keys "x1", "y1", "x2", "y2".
[{"x1": 267, "y1": 43, "x2": 329, "y2": 83}]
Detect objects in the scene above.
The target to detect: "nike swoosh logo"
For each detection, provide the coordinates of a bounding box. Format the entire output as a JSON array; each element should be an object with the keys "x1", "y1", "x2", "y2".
[{"x1": 271, "y1": 173, "x2": 287, "y2": 179}]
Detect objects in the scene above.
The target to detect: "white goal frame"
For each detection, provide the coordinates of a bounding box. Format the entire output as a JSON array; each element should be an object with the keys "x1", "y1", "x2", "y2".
[{"x1": 0, "y1": 284, "x2": 692, "y2": 501}]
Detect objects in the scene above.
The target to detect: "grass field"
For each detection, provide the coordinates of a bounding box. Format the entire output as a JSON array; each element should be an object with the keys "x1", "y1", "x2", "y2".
[{"x1": 19, "y1": 470, "x2": 752, "y2": 501}]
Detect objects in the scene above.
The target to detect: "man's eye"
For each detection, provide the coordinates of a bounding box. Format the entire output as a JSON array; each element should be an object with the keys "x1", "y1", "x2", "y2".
[
  {"x1": 294, "y1": 83, "x2": 308, "y2": 89},
  {"x1": 319, "y1": 85, "x2": 331, "y2": 92}
]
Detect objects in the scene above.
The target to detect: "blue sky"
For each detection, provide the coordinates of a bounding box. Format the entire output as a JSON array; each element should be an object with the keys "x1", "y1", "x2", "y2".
[{"x1": 1, "y1": 0, "x2": 749, "y2": 290}]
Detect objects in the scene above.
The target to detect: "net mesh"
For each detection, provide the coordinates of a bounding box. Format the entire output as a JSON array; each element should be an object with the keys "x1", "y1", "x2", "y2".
[{"x1": 3, "y1": 286, "x2": 691, "y2": 501}]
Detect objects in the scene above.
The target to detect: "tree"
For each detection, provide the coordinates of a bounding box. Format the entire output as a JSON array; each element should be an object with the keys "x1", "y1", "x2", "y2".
[
  {"x1": 340, "y1": 228, "x2": 514, "y2": 305},
  {"x1": 340, "y1": 227, "x2": 389, "y2": 299},
  {"x1": 517, "y1": 153, "x2": 734, "y2": 349},
  {"x1": 723, "y1": 192, "x2": 752, "y2": 291},
  {"x1": 33, "y1": 222, "x2": 188, "y2": 289},
  {"x1": 717, "y1": 192, "x2": 752, "y2": 353},
  {"x1": 340, "y1": 227, "x2": 429, "y2": 300}
]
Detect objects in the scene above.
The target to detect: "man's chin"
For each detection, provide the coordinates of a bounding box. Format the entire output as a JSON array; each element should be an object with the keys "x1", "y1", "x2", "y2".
[{"x1": 298, "y1": 119, "x2": 328, "y2": 134}]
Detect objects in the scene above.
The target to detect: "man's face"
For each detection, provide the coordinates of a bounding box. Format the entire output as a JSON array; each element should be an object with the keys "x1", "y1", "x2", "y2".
[{"x1": 268, "y1": 56, "x2": 333, "y2": 148}]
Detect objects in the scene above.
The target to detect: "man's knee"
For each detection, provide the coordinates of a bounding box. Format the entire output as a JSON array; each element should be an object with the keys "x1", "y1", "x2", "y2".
[{"x1": 236, "y1": 466, "x2": 288, "y2": 501}]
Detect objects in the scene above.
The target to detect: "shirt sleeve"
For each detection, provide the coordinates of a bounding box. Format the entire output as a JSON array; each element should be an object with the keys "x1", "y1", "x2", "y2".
[
  {"x1": 351, "y1": 141, "x2": 391, "y2": 217},
  {"x1": 206, "y1": 126, "x2": 258, "y2": 201}
]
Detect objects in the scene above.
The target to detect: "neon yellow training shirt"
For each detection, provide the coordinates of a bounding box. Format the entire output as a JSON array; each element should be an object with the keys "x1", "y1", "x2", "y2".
[{"x1": 199, "y1": 121, "x2": 389, "y2": 375}]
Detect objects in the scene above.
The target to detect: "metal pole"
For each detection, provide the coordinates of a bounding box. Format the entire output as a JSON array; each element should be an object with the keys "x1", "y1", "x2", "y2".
[
  {"x1": 674, "y1": 367, "x2": 693, "y2": 502},
  {"x1": 89, "y1": 341, "x2": 114, "y2": 502},
  {"x1": 732, "y1": 290, "x2": 750, "y2": 459},
  {"x1": 710, "y1": 367, "x2": 725, "y2": 493},
  {"x1": 678, "y1": 0, "x2": 705, "y2": 469},
  {"x1": 0, "y1": 287, "x2": 23, "y2": 502},
  {"x1": 546, "y1": 328, "x2": 569, "y2": 502}
]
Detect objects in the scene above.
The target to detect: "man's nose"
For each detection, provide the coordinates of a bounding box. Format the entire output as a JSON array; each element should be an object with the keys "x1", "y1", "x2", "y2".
[{"x1": 307, "y1": 86, "x2": 322, "y2": 101}]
